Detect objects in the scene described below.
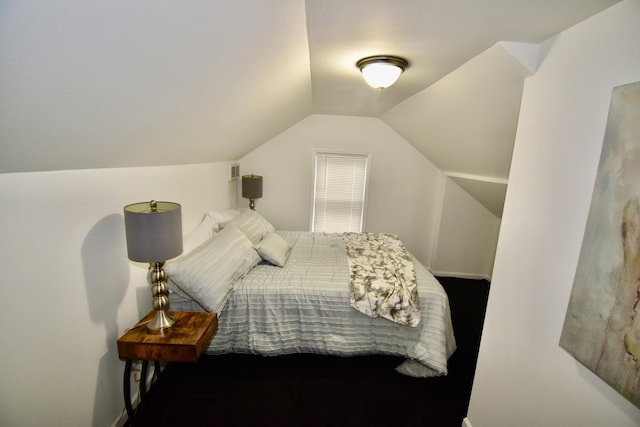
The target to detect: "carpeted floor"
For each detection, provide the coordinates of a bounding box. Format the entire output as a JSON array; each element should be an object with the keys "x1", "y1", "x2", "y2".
[{"x1": 129, "y1": 277, "x2": 489, "y2": 427}]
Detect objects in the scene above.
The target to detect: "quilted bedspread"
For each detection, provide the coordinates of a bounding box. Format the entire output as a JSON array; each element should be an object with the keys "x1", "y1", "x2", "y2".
[{"x1": 169, "y1": 231, "x2": 456, "y2": 377}]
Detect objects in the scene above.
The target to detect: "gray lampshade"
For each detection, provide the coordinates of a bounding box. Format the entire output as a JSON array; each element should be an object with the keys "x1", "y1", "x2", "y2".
[
  {"x1": 123, "y1": 200, "x2": 183, "y2": 262},
  {"x1": 242, "y1": 174, "x2": 263, "y2": 199}
]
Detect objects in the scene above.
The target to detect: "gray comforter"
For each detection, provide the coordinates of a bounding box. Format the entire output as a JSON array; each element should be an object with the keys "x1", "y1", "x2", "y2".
[{"x1": 169, "y1": 231, "x2": 456, "y2": 377}]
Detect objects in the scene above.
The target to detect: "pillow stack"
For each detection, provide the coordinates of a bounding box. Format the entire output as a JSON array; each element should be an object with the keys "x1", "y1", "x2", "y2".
[
  {"x1": 166, "y1": 208, "x2": 292, "y2": 313},
  {"x1": 166, "y1": 224, "x2": 260, "y2": 313},
  {"x1": 219, "y1": 209, "x2": 292, "y2": 267},
  {"x1": 219, "y1": 208, "x2": 275, "y2": 244},
  {"x1": 181, "y1": 208, "x2": 241, "y2": 254}
]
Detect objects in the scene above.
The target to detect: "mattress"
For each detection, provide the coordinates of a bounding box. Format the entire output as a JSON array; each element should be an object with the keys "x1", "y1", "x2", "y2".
[{"x1": 169, "y1": 231, "x2": 456, "y2": 377}]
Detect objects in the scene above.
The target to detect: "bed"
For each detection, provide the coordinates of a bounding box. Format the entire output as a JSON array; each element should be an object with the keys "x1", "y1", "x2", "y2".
[{"x1": 165, "y1": 208, "x2": 456, "y2": 378}]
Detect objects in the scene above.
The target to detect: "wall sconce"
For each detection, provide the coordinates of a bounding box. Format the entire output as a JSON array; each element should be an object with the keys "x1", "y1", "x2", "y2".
[
  {"x1": 124, "y1": 200, "x2": 183, "y2": 333},
  {"x1": 242, "y1": 174, "x2": 263, "y2": 210},
  {"x1": 356, "y1": 55, "x2": 409, "y2": 90}
]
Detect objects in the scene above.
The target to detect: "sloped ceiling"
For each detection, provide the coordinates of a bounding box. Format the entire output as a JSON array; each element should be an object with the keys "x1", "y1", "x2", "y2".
[
  {"x1": 0, "y1": 1, "x2": 312, "y2": 172},
  {"x1": 0, "y1": 0, "x2": 621, "y2": 214},
  {"x1": 383, "y1": 41, "x2": 537, "y2": 217}
]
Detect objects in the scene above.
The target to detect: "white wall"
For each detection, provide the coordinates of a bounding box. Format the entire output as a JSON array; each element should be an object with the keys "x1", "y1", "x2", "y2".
[
  {"x1": 0, "y1": 162, "x2": 236, "y2": 426},
  {"x1": 468, "y1": 1, "x2": 640, "y2": 426},
  {"x1": 238, "y1": 114, "x2": 444, "y2": 266},
  {"x1": 239, "y1": 113, "x2": 501, "y2": 274},
  {"x1": 432, "y1": 177, "x2": 500, "y2": 280},
  {"x1": 0, "y1": 92, "x2": 504, "y2": 427}
]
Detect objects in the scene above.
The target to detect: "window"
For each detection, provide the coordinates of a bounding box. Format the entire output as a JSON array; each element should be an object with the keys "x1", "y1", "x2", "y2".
[{"x1": 311, "y1": 152, "x2": 369, "y2": 232}]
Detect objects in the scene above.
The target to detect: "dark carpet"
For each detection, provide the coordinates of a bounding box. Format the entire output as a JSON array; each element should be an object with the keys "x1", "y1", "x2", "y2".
[{"x1": 130, "y1": 277, "x2": 489, "y2": 427}]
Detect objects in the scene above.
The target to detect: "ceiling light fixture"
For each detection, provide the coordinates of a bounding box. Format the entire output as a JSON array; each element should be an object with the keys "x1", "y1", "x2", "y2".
[{"x1": 356, "y1": 55, "x2": 409, "y2": 90}]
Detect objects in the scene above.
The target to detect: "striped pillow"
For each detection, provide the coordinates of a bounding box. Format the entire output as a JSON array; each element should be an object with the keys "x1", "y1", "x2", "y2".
[
  {"x1": 220, "y1": 209, "x2": 275, "y2": 244},
  {"x1": 166, "y1": 224, "x2": 261, "y2": 313}
]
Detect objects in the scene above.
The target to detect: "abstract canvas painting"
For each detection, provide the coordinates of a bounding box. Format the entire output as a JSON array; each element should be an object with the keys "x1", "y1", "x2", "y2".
[{"x1": 560, "y1": 80, "x2": 640, "y2": 407}]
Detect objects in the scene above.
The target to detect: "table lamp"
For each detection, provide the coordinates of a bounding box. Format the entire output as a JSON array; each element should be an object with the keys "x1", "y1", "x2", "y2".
[
  {"x1": 242, "y1": 174, "x2": 263, "y2": 210},
  {"x1": 124, "y1": 200, "x2": 183, "y2": 333}
]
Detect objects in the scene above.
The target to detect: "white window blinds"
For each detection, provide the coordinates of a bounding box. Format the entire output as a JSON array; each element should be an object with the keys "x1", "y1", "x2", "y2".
[{"x1": 312, "y1": 152, "x2": 369, "y2": 232}]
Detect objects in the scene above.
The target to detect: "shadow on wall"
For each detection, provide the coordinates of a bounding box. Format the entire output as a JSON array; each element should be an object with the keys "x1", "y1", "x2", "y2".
[{"x1": 82, "y1": 214, "x2": 129, "y2": 426}]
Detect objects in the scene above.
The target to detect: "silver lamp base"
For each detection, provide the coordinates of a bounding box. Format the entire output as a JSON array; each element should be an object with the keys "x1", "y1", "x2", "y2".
[
  {"x1": 147, "y1": 262, "x2": 176, "y2": 334},
  {"x1": 147, "y1": 309, "x2": 175, "y2": 333}
]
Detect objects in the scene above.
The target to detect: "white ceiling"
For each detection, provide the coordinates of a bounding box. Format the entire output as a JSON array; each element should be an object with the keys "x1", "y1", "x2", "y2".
[{"x1": 0, "y1": 0, "x2": 621, "y2": 215}]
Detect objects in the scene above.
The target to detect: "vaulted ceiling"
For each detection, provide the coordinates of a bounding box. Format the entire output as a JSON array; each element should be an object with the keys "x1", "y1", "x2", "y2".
[{"x1": 0, "y1": 0, "x2": 621, "y2": 216}]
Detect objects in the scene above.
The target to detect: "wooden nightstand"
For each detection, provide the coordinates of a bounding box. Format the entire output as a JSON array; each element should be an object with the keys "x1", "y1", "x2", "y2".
[{"x1": 117, "y1": 311, "x2": 217, "y2": 422}]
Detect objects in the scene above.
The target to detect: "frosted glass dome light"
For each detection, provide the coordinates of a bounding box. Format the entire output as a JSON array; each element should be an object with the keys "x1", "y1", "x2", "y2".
[{"x1": 356, "y1": 56, "x2": 409, "y2": 90}]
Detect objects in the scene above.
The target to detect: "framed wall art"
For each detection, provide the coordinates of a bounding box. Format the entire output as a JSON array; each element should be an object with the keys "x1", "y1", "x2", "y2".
[{"x1": 560, "y1": 80, "x2": 640, "y2": 407}]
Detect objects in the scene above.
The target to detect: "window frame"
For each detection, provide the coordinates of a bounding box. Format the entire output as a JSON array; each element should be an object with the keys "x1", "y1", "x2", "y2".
[{"x1": 309, "y1": 149, "x2": 371, "y2": 233}]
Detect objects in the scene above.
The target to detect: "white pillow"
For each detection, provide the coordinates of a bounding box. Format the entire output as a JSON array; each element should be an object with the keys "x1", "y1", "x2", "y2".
[
  {"x1": 254, "y1": 232, "x2": 292, "y2": 267},
  {"x1": 208, "y1": 208, "x2": 241, "y2": 230},
  {"x1": 220, "y1": 209, "x2": 275, "y2": 244},
  {"x1": 182, "y1": 214, "x2": 218, "y2": 254},
  {"x1": 166, "y1": 225, "x2": 261, "y2": 313}
]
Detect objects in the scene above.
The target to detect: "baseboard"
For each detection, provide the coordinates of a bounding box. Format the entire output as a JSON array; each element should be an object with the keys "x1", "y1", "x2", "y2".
[
  {"x1": 111, "y1": 362, "x2": 152, "y2": 427},
  {"x1": 111, "y1": 411, "x2": 128, "y2": 427},
  {"x1": 431, "y1": 270, "x2": 491, "y2": 282},
  {"x1": 462, "y1": 417, "x2": 473, "y2": 427}
]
